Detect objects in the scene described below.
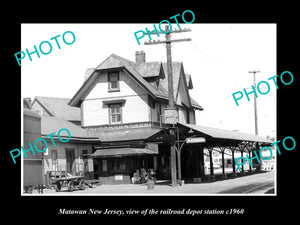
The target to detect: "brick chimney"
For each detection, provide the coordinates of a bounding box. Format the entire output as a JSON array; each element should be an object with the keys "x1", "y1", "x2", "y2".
[{"x1": 135, "y1": 51, "x2": 146, "y2": 63}]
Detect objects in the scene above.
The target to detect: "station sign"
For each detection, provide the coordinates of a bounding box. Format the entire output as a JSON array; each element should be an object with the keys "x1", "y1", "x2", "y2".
[{"x1": 186, "y1": 137, "x2": 206, "y2": 144}]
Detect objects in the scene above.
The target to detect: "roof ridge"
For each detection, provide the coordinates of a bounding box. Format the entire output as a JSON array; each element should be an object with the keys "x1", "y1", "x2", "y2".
[
  {"x1": 111, "y1": 53, "x2": 134, "y2": 65},
  {"x1": 35, "y1": 96, "x2": 71, "y2": 100}
]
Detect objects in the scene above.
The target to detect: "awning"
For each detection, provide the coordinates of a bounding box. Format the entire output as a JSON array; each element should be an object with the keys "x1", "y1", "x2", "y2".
[
  {"x1": 91, "y1": 147, "x2": 158, "y2": 158},
  {"x1": 90, "y1": 127, "x2": 162, "y2": 142}
]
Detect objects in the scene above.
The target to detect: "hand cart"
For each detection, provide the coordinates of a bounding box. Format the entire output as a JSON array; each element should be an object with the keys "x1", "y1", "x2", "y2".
[{"x1": 49, "y1": 171, "x2": 85, "y2": 192}]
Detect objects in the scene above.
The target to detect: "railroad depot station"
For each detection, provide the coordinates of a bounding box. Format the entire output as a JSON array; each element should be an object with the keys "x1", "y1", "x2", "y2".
[{"x1": 23, "y1": 51, "x2": 273, "y2": 190}]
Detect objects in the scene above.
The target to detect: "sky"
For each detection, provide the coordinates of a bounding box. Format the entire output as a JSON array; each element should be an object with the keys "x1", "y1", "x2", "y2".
[{"x1": 21, "y1": 23, "x2": 276, "y2": 138}]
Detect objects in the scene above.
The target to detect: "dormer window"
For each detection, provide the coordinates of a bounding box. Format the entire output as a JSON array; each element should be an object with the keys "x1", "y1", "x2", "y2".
[{"x1": 108, "y1": 71, "x2": 120, "y2": 92}]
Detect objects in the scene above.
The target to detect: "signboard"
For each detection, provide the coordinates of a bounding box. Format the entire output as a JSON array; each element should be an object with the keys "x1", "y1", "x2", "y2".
[
  {"x1": 164, "y1": 108, "x2": 178, "y2": 124},
  {"x1": 115, "y1": 175, "x2": 123, "y2": 180},
  {"x1": 186, "y1": 137, "x2": 206, "y2": 144}
]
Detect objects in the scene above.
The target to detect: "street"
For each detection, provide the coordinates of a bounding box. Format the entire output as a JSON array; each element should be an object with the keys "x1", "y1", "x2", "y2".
[{"x1": 37, "y1": 170, "x2": 275, "y2": 195}]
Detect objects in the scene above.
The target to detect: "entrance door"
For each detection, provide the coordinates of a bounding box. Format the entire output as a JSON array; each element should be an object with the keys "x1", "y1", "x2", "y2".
[{"x1": 66, "y1": 149, "x2": 75, "y2": 175}]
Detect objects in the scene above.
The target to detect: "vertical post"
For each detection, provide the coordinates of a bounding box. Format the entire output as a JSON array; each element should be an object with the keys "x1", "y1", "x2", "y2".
[
  {"x1": 177, "y1": 148, "x2": 182, "y2": 181},
  {"x1": 231, "y1": 147, "x2": 236, "y2": 173},
  {"x1": 208, "y1": 148, "x2": 214, "y2": 176},
  {"x1": 144, "y1": 26, "x2": 191, "y2": 187},
  {"x1": 221, "y1": 151, "x2": 225, "y2": 174},
  {"x1": 241, "y1": 151, "x2": 244, "y2": 172},
  {"x1": 253, "y1": 72, "x2": 258, "y2": 136},
  {"x1": 199, "y1": 147, "x2": 205, "y2": 177},
  {"x1": 176, "y1": 139, "x2": 184, "y2": 182},
  {"x1": 195, "y1": 149, "x2": 200, "y2": 177},
  {"x1": 164, "y1": 25, "x2": 177, "y2": 187},
  {"x1": 170, "y1": 145, "x2": 177, "y2": 186},
  {"x1": 249, "y1": 70, "x2": 262, "y2": 171},
  {"x1": 166, "y1": 26, "x2": 174, "y2": 109},
  {"x1": 248, "y1": 70, "x2": 260, "y2": 136},
  {"x1": 248, "y1": 151, "x2": 252, "y2": 172}
]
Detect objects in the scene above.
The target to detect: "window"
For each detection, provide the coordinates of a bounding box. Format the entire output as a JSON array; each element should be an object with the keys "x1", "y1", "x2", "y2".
[
  {"x1": 157, "y1": 103, "x2": 162, "y2": 122},
  {"x1": 108, "y1": 72, "x2": 120, "y2": 91},
  {"x1": 111, "y1": 158, "x2": 126, "y2": 172},
  {"x1": 186, "y1": 110, "x2": 190, "y2": 124},
  {"x1": 82, "y1": 150, "x2": 88, "y2": 159},
  {"x1": 82, "y1": 150, "x2": 89, "y2": 174},
  {"x1": 109, "y1": 103, "x2": 122, "y2": 124},
  {"x1": 102, "y1": 160, "x2": 108, "y2": 172}
]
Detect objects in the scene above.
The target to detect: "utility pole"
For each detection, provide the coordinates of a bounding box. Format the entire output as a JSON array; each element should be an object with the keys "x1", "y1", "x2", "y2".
[
  {"x1": 249, "y1": 70, "x2": 261, "y2": 171},
  {"x1": 145, "y1": 25, "x2": 191, "y2": 186},
  {"x1": 248, "y1": 70, "x2": 260, "y2": 135}
]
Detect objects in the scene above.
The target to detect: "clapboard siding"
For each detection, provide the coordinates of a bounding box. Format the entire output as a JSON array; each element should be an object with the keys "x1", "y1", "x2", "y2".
[{"x1": 82, "y1": 71, "x2": 150, "y2": 127}]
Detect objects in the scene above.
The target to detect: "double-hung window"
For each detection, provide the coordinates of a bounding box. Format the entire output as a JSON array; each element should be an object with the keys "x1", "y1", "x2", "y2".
[
  {"x1": 109, "y1": 103, "x2": 122, "y2": 124},
  {"x1": 108, "y1": 71, "x2": 120, "y2": 91}
]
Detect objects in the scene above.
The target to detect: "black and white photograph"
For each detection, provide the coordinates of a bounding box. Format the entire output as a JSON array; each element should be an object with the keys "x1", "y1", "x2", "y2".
[
  {"x1": 5, "y1": 4, "x2": 298, "y2": 221},
  {"x1": 21, "y1": 23, "x2": 277, "y2": 195}
]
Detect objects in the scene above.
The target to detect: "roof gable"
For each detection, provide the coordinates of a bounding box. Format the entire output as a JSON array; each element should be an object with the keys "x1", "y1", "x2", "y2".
[
  {"x1": 69, "y1": 54, "x2": 169, "y2": 107},
  {"x1": 177, "y1": 64, "x2": 192, "y2": 107},
  {"x1": 96, "y1": 54, "x2": 127, "y2": 70},
  {"x1": 185, "y1": 74, "x2": 193, "y2": 89},
  {"x1": 69, "y1": 53, "x2": 203, "y2": 110},
  {"x1": 33, "y1": 96, "x2": 81, "y2": 121},
  {"x1": 161, "y1": 62, "x2": 191, "y2": 106},
  {"x1": 161, "y1": 62, "x2": 181, "y2": 101},
  {"x1": 133, "y1": 62, "x2": 165, "y2": 79}
]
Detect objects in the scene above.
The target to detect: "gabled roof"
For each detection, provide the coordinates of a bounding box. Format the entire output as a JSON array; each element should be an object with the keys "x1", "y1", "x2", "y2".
[
  {"x1": 69, "y1": 54, "x2": 169, "y2": 107},
  {"x1": 84, "y1": 68, "x2": 95, "y2": 82},
  {"x1": 185, "y1": 74, "x2": 193, "y2": 89},
  {"x1": 160, "y1": 62, "x2": 203, "y2": 110},
  {"x1": 68, "y1": 53, "x2": 203, "y2": 111},
  {"x1": 33, "y1": 96, "x2": 80, "y2": 121},
  {"x1": 134, "y1": 62, "x2": 165, "y2": 79},
  {"x1": 160, "y1": 62, "x2": 182, "y2": 102},
  {"x1": 96, "y1": 54, "x2": 126, "y2": 70}
]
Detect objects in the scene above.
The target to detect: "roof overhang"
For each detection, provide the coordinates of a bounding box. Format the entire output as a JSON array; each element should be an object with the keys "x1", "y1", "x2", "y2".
[
  {"x1": 90, "y1": 147, "x2": 158, "y2": 158},
  {"x1": 177, "y1": 123, "x2": 272, "y2": 145},
  {"x1": 146, "y1": 123, "x2": 272, "y2": 147}
]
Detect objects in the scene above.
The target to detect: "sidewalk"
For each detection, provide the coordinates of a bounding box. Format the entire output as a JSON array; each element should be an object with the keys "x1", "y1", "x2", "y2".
[{"x1": 38, "y1": 170, "x2": 275, "y2": 195}]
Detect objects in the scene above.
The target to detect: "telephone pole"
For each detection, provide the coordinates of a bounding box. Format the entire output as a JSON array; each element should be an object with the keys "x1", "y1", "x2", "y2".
[
  {"x1": 145, "y1": 25, "x2": 191, "y2": 186},
  {"x1": 145, "y1": 26, "x2": 191, "y2": 109},
  {"x1": 249, "y1": 70, "x2": 261, "y2": 171},
  {"x1": 248, "y1": 70, "x2": 260, "y2": 135}
]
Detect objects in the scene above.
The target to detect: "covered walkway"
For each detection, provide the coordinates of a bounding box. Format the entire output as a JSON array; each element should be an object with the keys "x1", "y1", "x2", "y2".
[{"x1": 146, "y1": 123, "x2": 273, "y2": 183}]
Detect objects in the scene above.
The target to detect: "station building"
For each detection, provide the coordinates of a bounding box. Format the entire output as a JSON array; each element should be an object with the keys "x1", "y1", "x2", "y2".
[{"x1": 28, "y1": 51, "x2": 272, "y2": 185}]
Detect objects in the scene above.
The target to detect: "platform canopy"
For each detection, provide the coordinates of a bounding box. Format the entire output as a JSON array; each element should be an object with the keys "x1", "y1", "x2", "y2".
[
  {"x1": 177, "y1": 123, "x2": 272, "y2": 146},
  {"x1": 146, "y1": 123, "x2": 272, "y2": 148}
]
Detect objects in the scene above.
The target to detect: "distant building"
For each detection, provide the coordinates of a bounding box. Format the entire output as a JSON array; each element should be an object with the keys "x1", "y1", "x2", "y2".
[
  {"x1": 30, "y1": 96, "x2": 99, "y2": 179},
  {"x1": 23, "y1": 98, "x2": 43, "y2": 192},
  {"x1": 31, "y1": 96, "x2": 81, "y2": 125}
]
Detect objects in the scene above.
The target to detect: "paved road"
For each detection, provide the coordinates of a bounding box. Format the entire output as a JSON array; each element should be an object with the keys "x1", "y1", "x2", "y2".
[
  {"x1": 36, "y1": 170, "x2": 275, "y2": 195},
  {"x1": 217, "y1": 181, "x2": 274, "y2": 194}
]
